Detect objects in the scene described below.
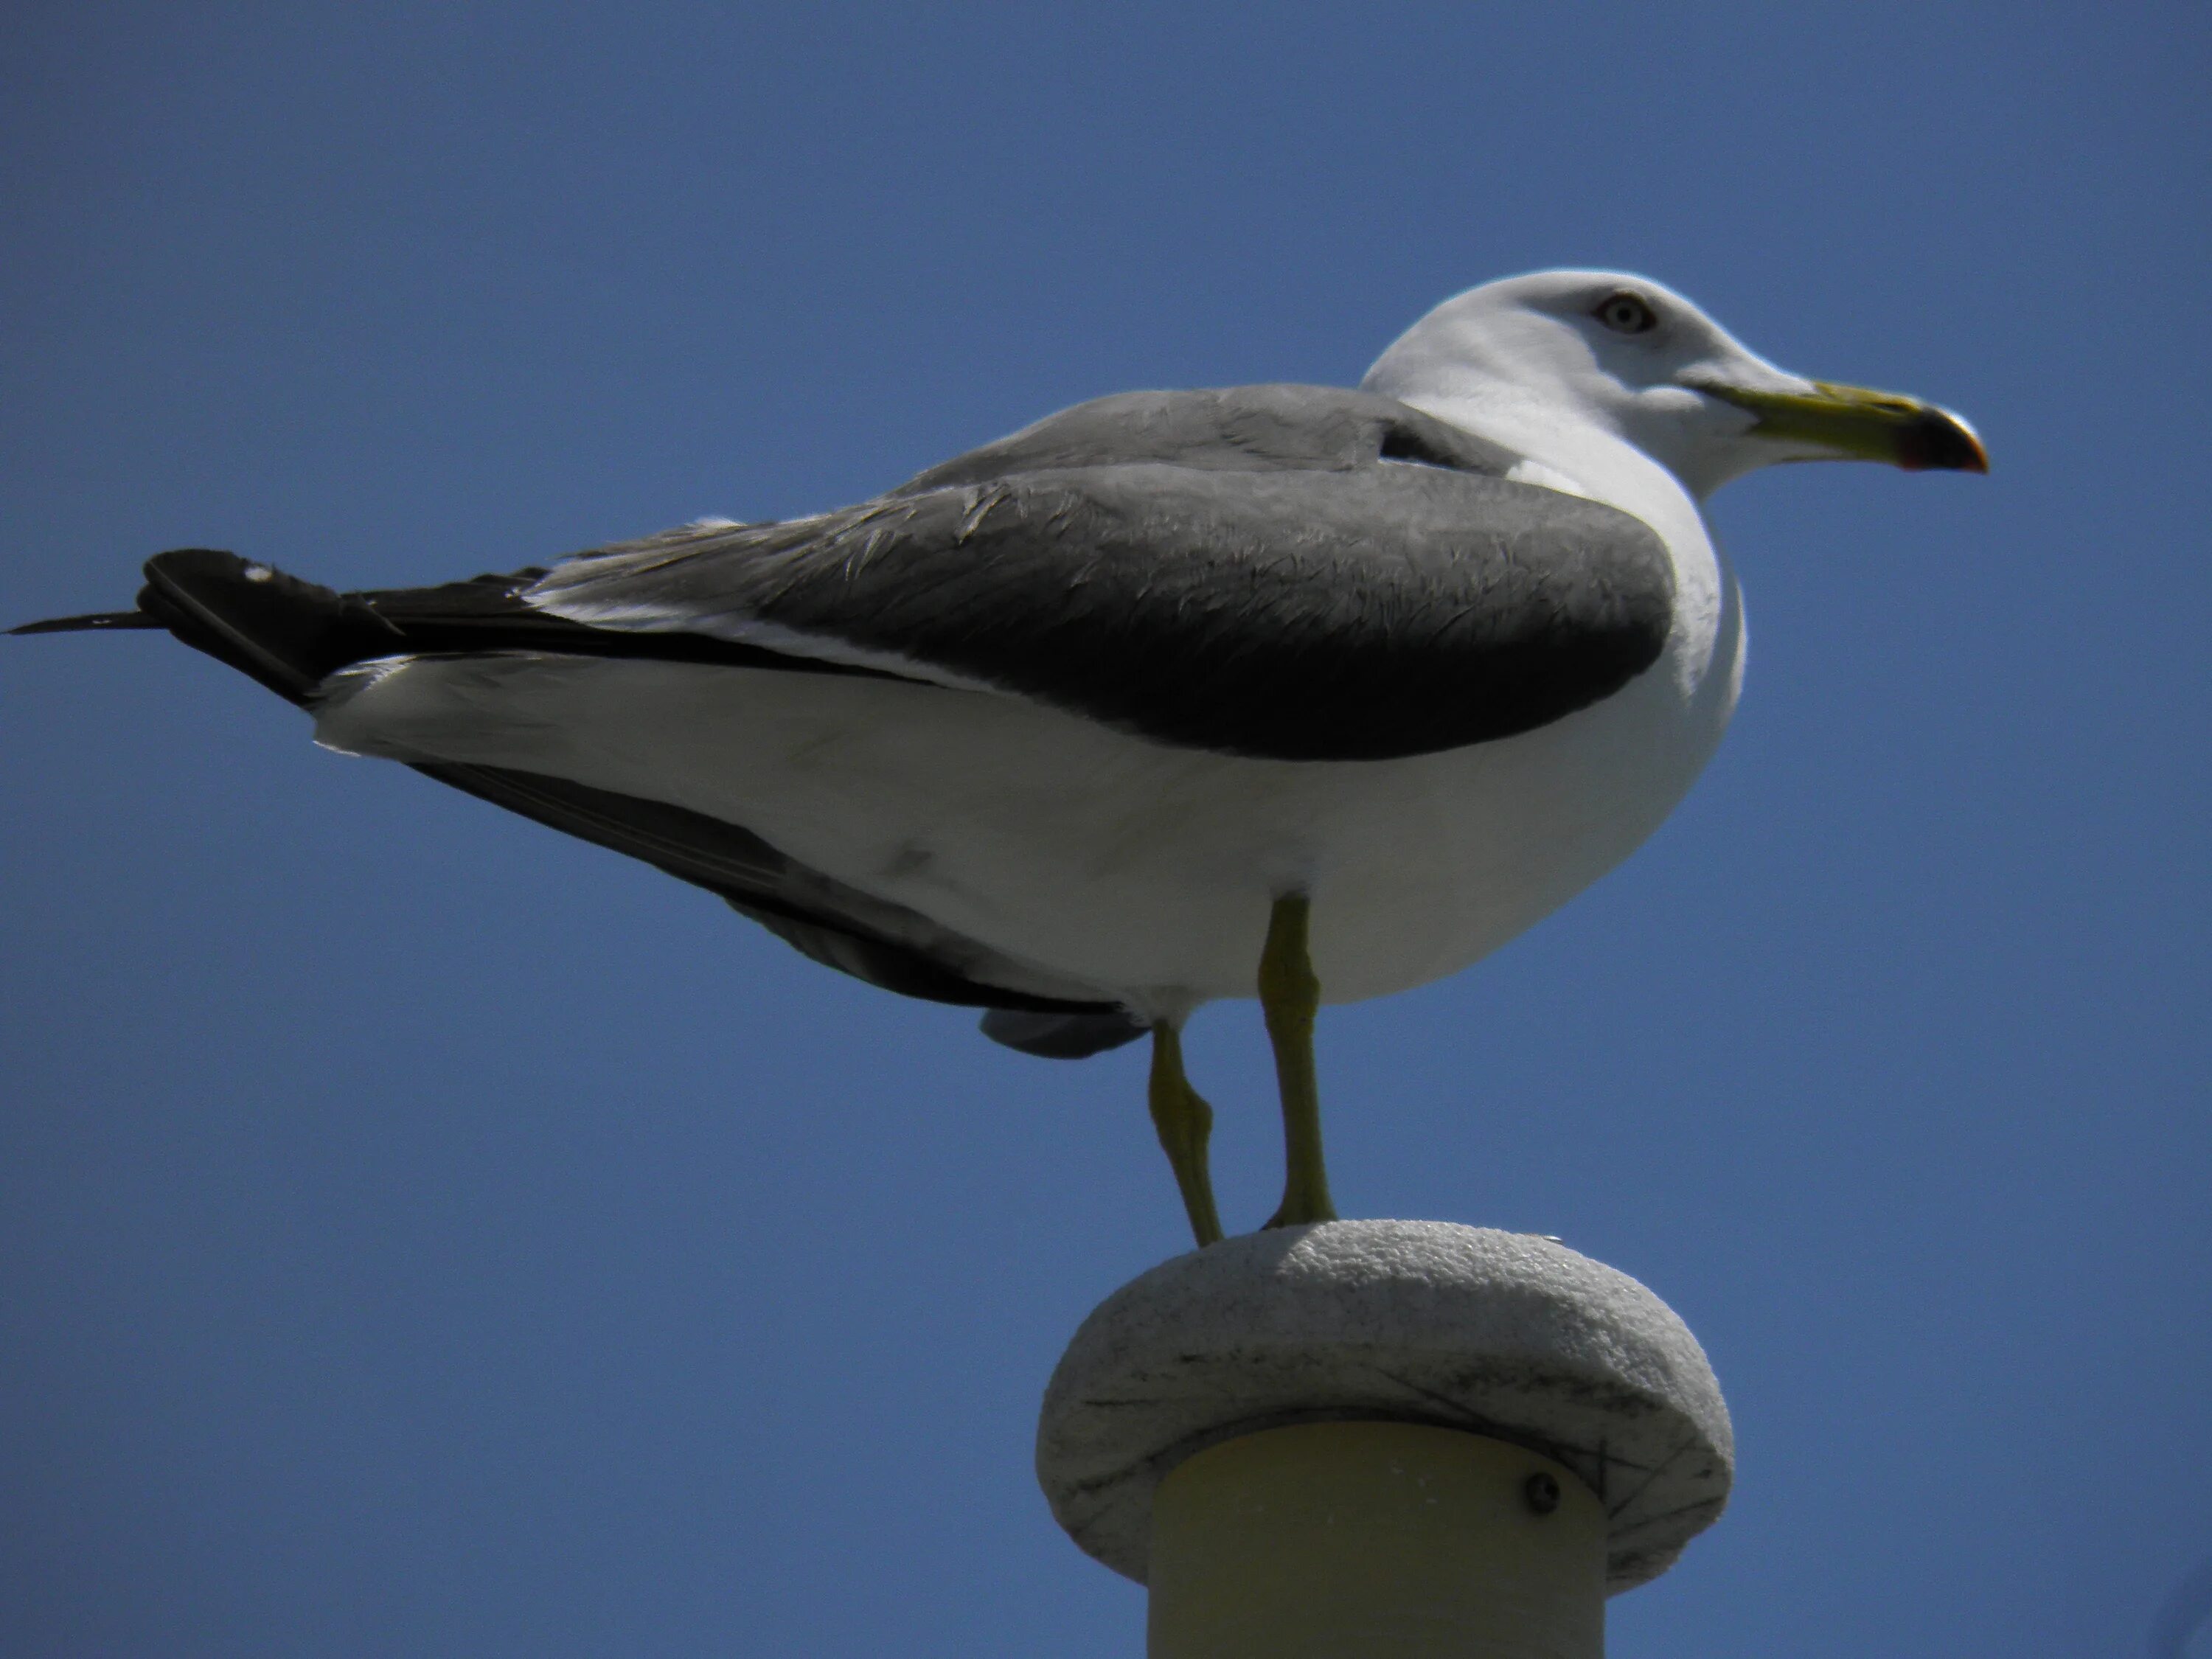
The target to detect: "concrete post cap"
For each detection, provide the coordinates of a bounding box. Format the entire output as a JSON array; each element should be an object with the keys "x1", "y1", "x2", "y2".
[{"x1": 1036, "y1": 1220, "x2": 1733, "y2": 1593}]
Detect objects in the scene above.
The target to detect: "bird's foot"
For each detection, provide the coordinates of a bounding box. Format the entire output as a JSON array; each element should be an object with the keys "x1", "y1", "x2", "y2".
[{"x1": 1261, "y1": 1188, "x2": 1340, "y2": 1231}]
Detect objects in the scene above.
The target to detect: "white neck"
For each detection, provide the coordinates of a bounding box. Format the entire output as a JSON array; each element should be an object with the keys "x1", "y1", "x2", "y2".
[{"x1": 1383, "y1": 383, "x2": 1711, "y2": 560}]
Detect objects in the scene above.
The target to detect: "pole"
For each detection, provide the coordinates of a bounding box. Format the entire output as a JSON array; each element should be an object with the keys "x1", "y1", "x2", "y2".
[
  {"x1": 1148, "y1": 1422, "x2": 1604, "y2": 1659},
  {"x1": 1037, "y1": 1222, "x2": 1732, "y2": 1658}
]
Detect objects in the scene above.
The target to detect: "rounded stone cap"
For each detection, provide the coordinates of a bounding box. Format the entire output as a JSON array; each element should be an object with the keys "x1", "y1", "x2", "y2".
[{"x1": 1036, "y1": 1220, "x2": 1732, "y2": 1594}]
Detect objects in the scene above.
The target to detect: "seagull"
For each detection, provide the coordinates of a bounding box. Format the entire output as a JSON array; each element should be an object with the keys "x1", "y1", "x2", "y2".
[{"x1": 14, "y1": 271, "x2": 1985, "y2": 1247}]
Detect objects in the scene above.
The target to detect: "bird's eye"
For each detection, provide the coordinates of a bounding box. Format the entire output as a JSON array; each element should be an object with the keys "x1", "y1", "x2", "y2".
[{"x1": 1595, "y1": 292, "x2": 1659, "y2": 335}]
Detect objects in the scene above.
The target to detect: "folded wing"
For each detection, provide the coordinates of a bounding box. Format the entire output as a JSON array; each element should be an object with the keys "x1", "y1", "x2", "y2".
[{"x1": 526, "y1": 386, "x2": 1677, "y2": 763}]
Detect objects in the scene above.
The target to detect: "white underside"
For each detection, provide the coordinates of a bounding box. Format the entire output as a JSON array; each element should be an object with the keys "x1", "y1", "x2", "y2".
[{"x1": 313, "y1": 557, "x2": 1743, "y2": 1018}]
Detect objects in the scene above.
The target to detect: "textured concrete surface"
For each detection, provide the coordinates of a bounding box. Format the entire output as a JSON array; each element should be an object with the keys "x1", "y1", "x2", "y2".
[{"x1": 1036, "y1": 1220, "x2": 1732, "y2": 1593}]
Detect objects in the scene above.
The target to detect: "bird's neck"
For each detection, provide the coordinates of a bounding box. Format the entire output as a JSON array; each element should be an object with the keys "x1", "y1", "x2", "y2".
[
  {"x1": 1388, "y1": 387, "x2": 1736, "y2": 710},
  {"x1": 1391, "y1": 387, "x2": 1711, "y2": 554}
]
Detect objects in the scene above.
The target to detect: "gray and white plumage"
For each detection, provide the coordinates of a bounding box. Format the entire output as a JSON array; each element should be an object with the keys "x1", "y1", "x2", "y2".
[
  {"x1": 518, "y1": 386, "x2": 1676, "y2": 762},
  {"x1": 22, "y1": 270, "x2": 1984, "y2": 1062}
]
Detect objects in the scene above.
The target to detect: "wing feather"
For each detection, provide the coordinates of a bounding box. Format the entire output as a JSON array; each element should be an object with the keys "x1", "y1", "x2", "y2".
[{"x1": 528, "y1": 389, "x2": 1674, "y2": 762}]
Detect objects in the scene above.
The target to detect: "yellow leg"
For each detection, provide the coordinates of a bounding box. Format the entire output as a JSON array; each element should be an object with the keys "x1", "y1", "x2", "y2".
[
  {"x1": 1149, "y1": 1023, "x2": 1225, "y2": 1248},
  {"x1": 1260, "y1": 893, "x2": 1338, "y2": 1229}
]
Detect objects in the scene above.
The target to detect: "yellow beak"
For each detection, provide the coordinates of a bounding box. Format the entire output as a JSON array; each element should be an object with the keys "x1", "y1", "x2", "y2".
[{"x1": 1702, "y1": 379, "x2": 1989, "y2": 473}]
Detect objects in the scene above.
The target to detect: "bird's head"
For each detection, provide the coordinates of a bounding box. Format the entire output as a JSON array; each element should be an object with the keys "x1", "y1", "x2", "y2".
[{"x1": 1363, "y1": 268, "x2": 1986, "y2": 499}]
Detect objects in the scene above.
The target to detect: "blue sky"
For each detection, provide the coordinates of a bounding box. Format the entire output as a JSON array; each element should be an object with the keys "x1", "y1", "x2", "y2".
[{"x1": 3, "y1": 4, "x2": 2205, "y2": 1655}]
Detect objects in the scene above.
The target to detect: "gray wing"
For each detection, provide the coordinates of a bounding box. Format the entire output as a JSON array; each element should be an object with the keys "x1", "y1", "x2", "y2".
[{"x1": 527, "y1": 386, "x2": 1676, "y2": 763}]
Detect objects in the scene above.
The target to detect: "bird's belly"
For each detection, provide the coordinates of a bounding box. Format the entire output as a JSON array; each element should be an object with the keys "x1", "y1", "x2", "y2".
[{"x1": 317, "y1": 617, "x2": 1740, "y2": 1010}]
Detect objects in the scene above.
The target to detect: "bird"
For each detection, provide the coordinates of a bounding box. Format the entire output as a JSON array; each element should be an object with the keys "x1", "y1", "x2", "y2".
[{"x1": 13, "y1": 270, "x2": 1986, "y2": 1248}]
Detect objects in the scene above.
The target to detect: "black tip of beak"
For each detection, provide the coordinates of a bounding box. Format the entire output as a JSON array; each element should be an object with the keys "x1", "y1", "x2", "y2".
[{"x1": 1896, "y1": 406, "x2": 1989, "y2": 474}]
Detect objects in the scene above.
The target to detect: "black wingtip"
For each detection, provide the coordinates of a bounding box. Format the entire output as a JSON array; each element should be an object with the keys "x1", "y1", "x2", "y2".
[
  {"x1": 5, "y1": 552, "x2": 366, "y2": 707},
  {"x1": 133, "y1": 548, "x2": 403, "y2": 704},
  {"x1": 8, "y1": 611, "x2": 162, "y2": 636}
]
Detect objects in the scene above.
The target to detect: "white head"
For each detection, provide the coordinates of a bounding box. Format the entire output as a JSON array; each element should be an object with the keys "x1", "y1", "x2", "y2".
[{"x1": 1363, "y1": 269, "x2": 1985, "y2": 500}]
